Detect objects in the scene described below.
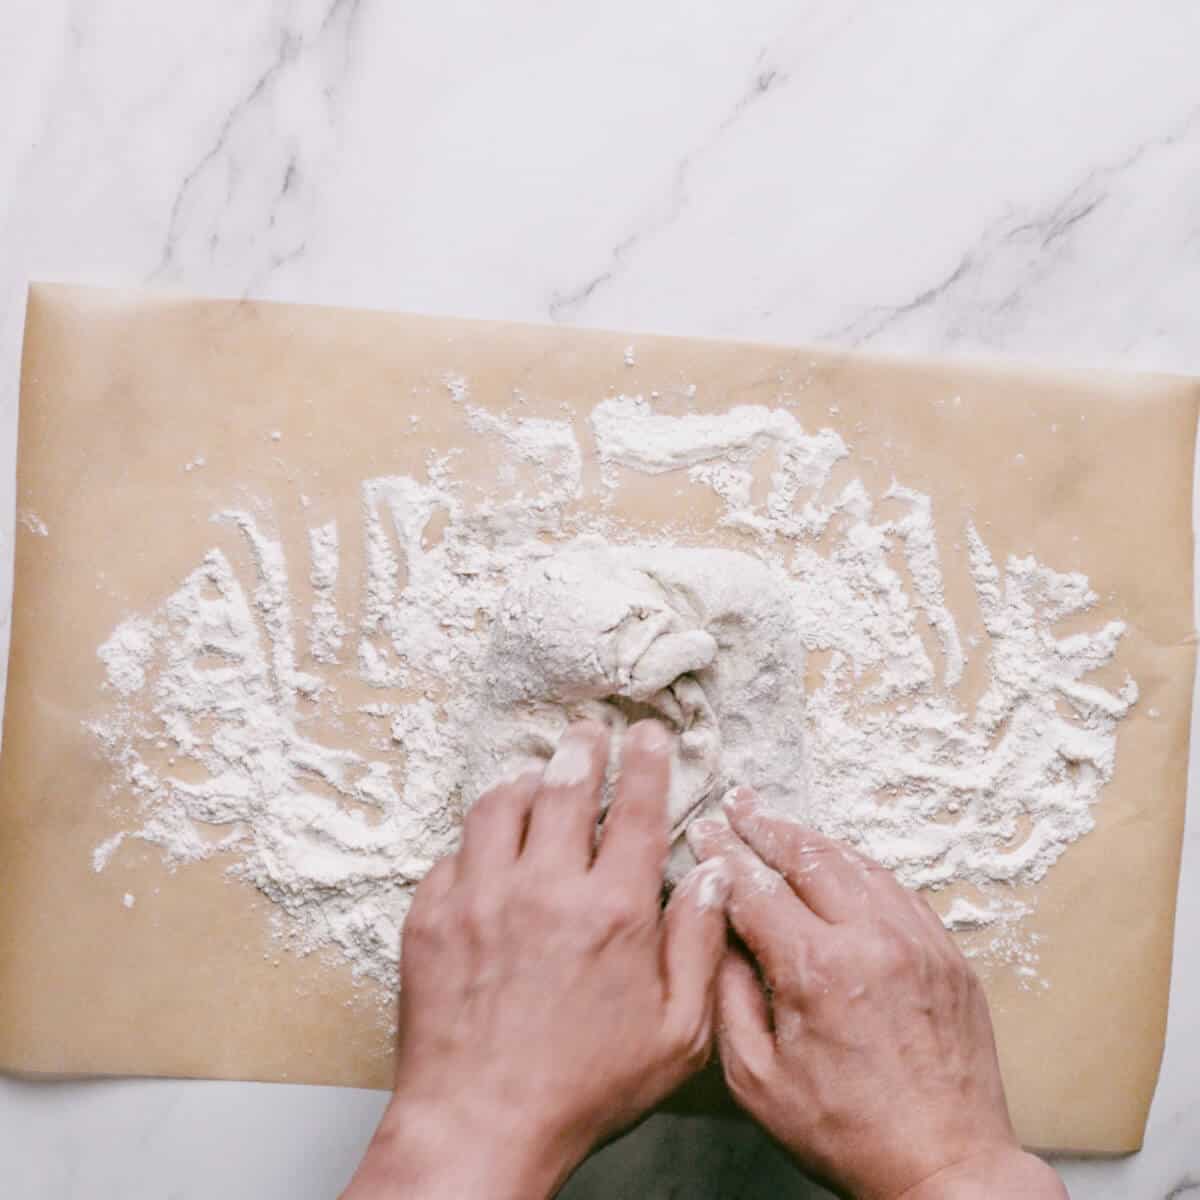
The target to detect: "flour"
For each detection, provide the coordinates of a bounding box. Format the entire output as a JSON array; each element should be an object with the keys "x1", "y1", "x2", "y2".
[
  {"x1": 92, "y1": 831, "x2": 126, "y2": 872},
  {"x1": 690, "y1": 858, "x2": 731, "y2": 911},
  {"x1": 464, "y1": 405, "x2": 583, "y2": 499},
  {"x1": 18, "y1": 509, "x2": 49, "y2": 536},
  {"x1": 98, "y1": 619, "x2": 158, "y2": 696},
  {"x1": 307, "y1": 521, "x2": 343, "y2": 664},
  {"x1": 89, "y1": 391, "x2": 1137, "y2": 991},
  {"x1": 91, "y1": 532, "x2": 460, "y2": 986}
]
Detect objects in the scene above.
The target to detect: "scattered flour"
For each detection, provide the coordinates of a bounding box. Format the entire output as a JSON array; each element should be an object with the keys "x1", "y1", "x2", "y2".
[
  {"x1": 442, "y1": 373, "x2": 469, "y2": 403},
  {"x1": 465, "y1": 404, "x2": 583, "y2": 498},
  {"x1": 941, "y1": 895, "x2": 1031, "y2": 933},
  {"x1": 92, "y1": 831, "x2": 126, "y2": 872},
  {"x1": 98, "y1": 620, "x2": 158, "y2": 696},
  {"x1": 89, "y1": 390, "x2": 1138, "y2": 992},
  {"x1": 18, "y1": 509, "x2": 49, "y2": 536},
  {"x1": 307, "y1": 521, "x2": 344, "y2": 664}
]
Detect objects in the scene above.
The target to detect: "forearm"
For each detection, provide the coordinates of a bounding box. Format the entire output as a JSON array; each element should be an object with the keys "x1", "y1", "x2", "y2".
[
  {"x1": 897, "y1": 1147, "x2": 1068, "y2": 1200},
  {"x1": 341, "y1": 1096, "x2": 576, "y2": 1200}
]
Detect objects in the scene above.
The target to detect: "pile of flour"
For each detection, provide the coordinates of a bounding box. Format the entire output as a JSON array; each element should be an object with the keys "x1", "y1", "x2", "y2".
[{"x1": 90, "y1": 391, "x2": 1137, "y2": 989}]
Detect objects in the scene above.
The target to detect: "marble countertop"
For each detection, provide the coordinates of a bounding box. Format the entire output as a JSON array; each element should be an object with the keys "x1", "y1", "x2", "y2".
[{"x1": 1, "y1": 2, "x2": 1198, "y2": 1196}]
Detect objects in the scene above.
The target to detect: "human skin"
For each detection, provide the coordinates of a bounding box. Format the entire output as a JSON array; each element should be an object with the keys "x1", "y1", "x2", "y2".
[
  {"x1": 687, "y1": 788, "x2": 1068, "y2": 1200},
  {"x1": 342, "y1": 720, "x2": 731, "y2": 1200},
  {"x1": 343, "y1": 725, "x2": 1066, "y2": 1199}
]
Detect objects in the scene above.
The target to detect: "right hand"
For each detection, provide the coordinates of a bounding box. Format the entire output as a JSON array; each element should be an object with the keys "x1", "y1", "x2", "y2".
[{"x1": 688, "y1": 788, "x2": 1068, "y2": 1200}]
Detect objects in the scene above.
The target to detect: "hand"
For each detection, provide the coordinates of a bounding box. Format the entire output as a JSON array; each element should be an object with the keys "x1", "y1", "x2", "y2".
[
  {"x1": 344, "y1": 720, "x2": 731, "y2": 1200},
  {"x1": 688, "y1": 788, "x2": 1067, "y2": 1200}
]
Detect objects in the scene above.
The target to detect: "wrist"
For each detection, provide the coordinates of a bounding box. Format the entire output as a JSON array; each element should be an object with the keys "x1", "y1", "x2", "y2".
[
  {"x1": 342, "y1": 1091, "x2": 581, "y2": 1200},
  {"x1": 897, "y1": 1146, "x2": 1067, "y2": 1200}
]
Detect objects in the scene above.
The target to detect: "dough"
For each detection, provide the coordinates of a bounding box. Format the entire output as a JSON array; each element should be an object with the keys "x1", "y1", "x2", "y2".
[{"x1": 465, "y1": 540, "x2": 808, "y2": 878}]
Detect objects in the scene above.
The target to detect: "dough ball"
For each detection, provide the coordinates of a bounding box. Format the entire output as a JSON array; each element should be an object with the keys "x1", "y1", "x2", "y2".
[{"x1": 465, "y1": 541, "x2": 808, "y2": 881}]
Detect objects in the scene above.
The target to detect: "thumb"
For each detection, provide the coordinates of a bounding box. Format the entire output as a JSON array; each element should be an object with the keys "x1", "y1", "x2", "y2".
[{"x1": 661, "y1": 857, "x2": 732, "y2": 1048}]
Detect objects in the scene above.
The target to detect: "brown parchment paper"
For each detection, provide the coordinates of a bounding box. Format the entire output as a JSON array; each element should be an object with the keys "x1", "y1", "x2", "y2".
[{"x1": 1, "y1": 283, "x2": 1195, "y2": 1154}]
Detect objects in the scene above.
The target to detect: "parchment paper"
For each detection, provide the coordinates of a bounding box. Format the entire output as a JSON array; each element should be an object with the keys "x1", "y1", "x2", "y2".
[{"x1": 1, "y1": 283, "x2": 1194, "y2": 1153}]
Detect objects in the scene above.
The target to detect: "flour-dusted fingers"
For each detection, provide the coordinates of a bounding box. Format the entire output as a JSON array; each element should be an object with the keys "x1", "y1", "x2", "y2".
[
  {"x1": 716, "y1": 946, "x2": 777, "y2": 1103},
  {"x1": 724, "y1": 789, "x2": 873, "y2": 924},
  {"x1": 523, "y1": 721, "x2": 610, "y2": 871},
  {"x1": 659, "y1": 859, "x2": 731, "y2": 1062},
  {"x1": 595, "y1": 721, "x2": 673, "y2": 897},
  {"x1": 687, "y1": 816, "x2": 824, "y2": 990},
  {"x1": 457, "y1": 763, "x2": 543, "y2": 878}
]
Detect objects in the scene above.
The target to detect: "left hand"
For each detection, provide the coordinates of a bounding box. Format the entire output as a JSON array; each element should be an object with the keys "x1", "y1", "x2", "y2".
[{"x1": 343, "y1": 719, "x2": 730, "y2": 1200}]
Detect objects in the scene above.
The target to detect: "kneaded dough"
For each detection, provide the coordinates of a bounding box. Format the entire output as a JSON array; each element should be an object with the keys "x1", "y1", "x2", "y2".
[{"x1": 465, "y1": 540, "x2": 808, "y2": 879}]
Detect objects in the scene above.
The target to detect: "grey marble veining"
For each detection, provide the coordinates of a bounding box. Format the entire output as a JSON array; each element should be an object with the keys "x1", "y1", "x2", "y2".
[{"x1": 1, "y1": 1, "x2": 1198, "y2": 1196}]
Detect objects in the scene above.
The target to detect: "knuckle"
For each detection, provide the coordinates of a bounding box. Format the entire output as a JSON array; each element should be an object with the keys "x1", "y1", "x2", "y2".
[
  {"x1": 515, "y1": 880, "x2": 571, "y2": 929},
  {"x1": 591, "y1": 894, "x2": 640, "y2": 938},
  {"x1": 460, "y1": 890, "x2": 504, "y2": 937}
]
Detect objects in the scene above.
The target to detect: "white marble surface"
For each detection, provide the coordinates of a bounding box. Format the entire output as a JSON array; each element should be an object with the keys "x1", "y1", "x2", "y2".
[{"x1": 1, "y1": 2, "x2": 1198, "y2": 1196}]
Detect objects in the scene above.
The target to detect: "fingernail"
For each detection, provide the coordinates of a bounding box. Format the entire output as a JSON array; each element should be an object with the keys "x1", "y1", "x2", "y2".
[{"x1": 544, "y1": 735, "x2": 594, "y2": 788}]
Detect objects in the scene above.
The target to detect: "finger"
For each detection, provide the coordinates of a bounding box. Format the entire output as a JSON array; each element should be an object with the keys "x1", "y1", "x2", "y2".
[
  {"x1": 523, "y1": 721, "x2": 610, "y2": 870},
  {"x1": 688, "y1": 815, "x2": 824, "y2": 988},
  {"x1": 717, "y1": 947, "x2": 776, "y2": 1098},
  {"x1": 725, "y1": 788, "x2": 873, "y2": 924},
  {"x1": 457, "y1": 763, "x2": 543, "y2": 879},
  {"x1": 661, "y1": 858, "x2": 732, "y2": 1048},
  {"x1": 595, "y1": 720, "x2": 673, "y2": 900}
]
